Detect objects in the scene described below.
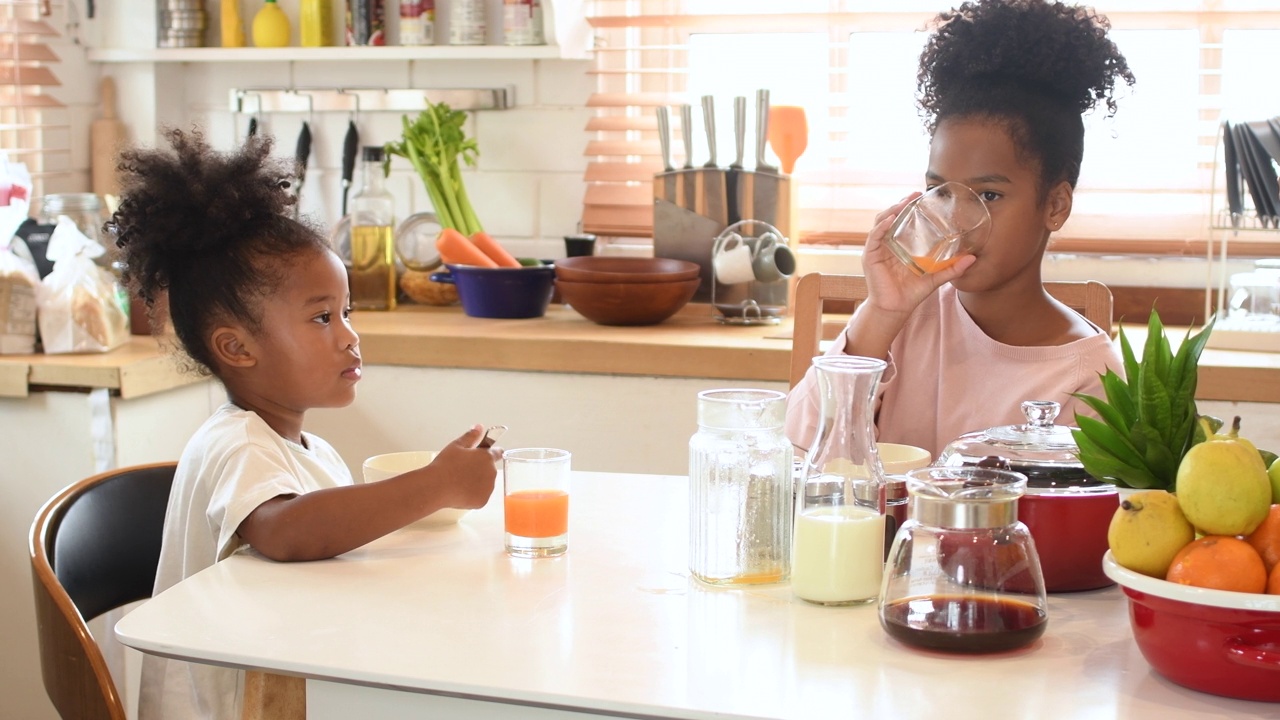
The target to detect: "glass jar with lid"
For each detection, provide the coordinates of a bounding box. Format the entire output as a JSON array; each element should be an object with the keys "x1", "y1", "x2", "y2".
[
  {"x1": 936, "y1": 400, "x2": 1117, "y2": 592},
  {"x1": 40, "y1": 193, "x2": 109, "y2": 244},
  {"x1": 879, "y1": 466, "x2": 1047, "y2": 653}
]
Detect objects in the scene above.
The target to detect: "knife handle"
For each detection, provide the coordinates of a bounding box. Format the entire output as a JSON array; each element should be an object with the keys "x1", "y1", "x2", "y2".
[
  {"x1": 701, "y1": 95, "x2": 717, "y2": 167},
  {"x1": 680, "y1": 104, "x2": 694, "y2": 169},
  {"x1": 656, "y1": 106, "x2": 673, "y2": 172},
  {"x1": 733, "y1": 96, "x2": 746, "y2": 169},
  {"x1": 755, "y1": 89, "x2": 776, "y2": 172}
]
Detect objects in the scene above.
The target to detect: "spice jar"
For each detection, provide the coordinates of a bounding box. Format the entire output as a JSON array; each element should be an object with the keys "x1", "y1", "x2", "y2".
[
  {"x1": 689, "y1": 389, "x2": 793, "y2": 586},
  {"x1": 880, "y1": 466, "x2": 1048, "y2": 653},
  {"x1": 937, "y1": 400, "x2": 1118, "y2": 592}
]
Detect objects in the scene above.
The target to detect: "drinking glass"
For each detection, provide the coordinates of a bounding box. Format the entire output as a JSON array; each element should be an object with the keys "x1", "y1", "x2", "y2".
[
  {"x1": 885, "y1": 181, "x2": 991, "y2": 276},
  {"x1": 503, "y1": 448, "x2": 571, "y2": 558}
]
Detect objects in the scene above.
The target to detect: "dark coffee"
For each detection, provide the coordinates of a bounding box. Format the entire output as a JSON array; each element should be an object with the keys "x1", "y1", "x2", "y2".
[{"x1": 881, "y1": 594, "x2": 1047, "y2": 653}]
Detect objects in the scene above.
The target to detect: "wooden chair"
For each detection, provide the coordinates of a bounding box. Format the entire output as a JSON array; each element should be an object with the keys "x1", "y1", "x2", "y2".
[
  {"x1": 30, "y1": 462, "x2": 177, "y2": 720},
  {"x1": 788, "y1": 273, "x2": 1114, "y2": 388}
]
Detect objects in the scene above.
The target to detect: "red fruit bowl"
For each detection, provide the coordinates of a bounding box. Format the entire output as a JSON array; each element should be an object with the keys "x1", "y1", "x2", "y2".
[{"x1": 1103, "y1": 551, "x2": 1280, "y2": 702}]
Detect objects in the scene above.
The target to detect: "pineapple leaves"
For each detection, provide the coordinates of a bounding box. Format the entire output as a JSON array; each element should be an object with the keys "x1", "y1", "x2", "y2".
[{"x1": 1072, "y1": 309, "x2": 1215, "y2": 492}]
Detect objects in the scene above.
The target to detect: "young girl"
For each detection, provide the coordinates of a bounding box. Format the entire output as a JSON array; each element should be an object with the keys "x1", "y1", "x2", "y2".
[
  {"x1": 786, "y1": 0, "x2": 1135, "y2": 457},
  {"x1": 111, "y1": 129, "x2": 502, "y2": 720}
]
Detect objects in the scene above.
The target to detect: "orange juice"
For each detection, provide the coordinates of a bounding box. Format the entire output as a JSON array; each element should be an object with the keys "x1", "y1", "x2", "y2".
[
  {"x1": 910, "y1": 254, "x2": 961, "y2": 274},
  {"x1": 504, "y1": 490, "x2": 569, "y2": 538}
]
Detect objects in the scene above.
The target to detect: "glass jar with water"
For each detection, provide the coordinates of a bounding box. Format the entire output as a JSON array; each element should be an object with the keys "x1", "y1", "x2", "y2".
[{"x1": 689, "y1": 389, "x2": 793, "y2": 586}]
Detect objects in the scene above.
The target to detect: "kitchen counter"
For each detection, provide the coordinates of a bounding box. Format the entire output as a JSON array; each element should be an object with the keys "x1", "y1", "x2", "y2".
[
  {"x1": 115, "y1": 471, "x2": 1275, "y2": 720},
  {"x1": 3, "y1": 304, "x2": 1278, "y2": 402}
]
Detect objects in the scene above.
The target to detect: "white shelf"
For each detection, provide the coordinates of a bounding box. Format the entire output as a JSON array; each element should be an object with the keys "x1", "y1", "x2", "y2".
[{"x1": 86, "y1": 45, "x2": 572, "y2": 63}]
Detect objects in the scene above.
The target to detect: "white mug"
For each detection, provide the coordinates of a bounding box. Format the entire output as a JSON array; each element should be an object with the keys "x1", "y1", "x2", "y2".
[{"x1": 713, "y1": 232, "x2": 757, "y2": 285}]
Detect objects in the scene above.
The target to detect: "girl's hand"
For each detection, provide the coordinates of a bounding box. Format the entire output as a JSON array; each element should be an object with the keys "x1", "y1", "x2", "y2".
[
  {"x1": 431, "y1": 424, "x2": 501, "y2": 509},
  {"x1": 861, "y1": 194, "x2": 975, "y2": 317}
]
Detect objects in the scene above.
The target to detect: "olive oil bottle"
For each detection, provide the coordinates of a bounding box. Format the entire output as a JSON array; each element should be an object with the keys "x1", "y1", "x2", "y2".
[{"x1": 349, "y1": 146, "x2": 396, "y2": 310}]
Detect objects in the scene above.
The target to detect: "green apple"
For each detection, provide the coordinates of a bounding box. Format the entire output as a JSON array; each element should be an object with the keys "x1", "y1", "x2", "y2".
[{"x1": 1269, "y1": 457, "x2": 1280, "y2": 504}]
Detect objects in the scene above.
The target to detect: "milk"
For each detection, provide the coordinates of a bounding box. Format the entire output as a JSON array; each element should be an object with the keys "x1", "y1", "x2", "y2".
[{"x1": 791, "y1": 505, "x2": 886, "y2": 605}]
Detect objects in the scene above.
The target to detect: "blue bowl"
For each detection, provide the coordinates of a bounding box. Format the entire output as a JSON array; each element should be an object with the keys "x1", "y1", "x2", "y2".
[{"x1": 431, "y1": 263, "x2": 555, "y2": 319}]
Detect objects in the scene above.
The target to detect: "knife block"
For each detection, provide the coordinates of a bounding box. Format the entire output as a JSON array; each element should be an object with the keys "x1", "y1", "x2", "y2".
[{"x1": 653, "y1": 168, "x2": 792, "y2": 303}]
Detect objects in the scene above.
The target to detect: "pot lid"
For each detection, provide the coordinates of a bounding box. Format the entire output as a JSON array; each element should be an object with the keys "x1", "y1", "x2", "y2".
[{"x1": 939, "y1": 400, "x2": 1082, "y2": 470}]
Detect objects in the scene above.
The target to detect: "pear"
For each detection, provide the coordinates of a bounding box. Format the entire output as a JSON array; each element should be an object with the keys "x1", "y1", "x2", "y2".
[
  {"x1": 1269, "y1": 457, "x2": 1280, "y2": 505},
  {"x1": 1108, "y1": 490, "x2": 1195, "y2": 578},
  {"x1": 1176, "y1": 417, "x2": 1271, "y2": 536}
]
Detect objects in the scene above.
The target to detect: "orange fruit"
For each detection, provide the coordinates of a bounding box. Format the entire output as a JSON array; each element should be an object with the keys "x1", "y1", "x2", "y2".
[
  {"x1": 1165, "y1": 536, "x2": 1267, "y2": 594},
  {"x1": 1270, "y1": 563, "x2": 1280, "y2": 595},
  {"x1": 1245, "y1": 504, "x2": 1280, "y2": 574}
]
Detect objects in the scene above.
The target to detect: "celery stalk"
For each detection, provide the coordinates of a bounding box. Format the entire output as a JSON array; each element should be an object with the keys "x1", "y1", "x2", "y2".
[{"x1": 384, "y1": 101, "x2": 483, "y2": 234}]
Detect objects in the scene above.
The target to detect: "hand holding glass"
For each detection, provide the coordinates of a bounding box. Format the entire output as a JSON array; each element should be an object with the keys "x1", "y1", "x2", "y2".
[
  {"x1": 503, "y1": 448, "x2": 571, "y2": 558},
  {"x1": 885, "y1": 181, "x2": 991, "y2": 276}
]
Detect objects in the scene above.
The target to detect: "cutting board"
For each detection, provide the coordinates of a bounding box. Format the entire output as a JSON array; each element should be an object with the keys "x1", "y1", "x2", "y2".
[{"x1": 91, "y1": 76, "x2": 125, "y2": 199}]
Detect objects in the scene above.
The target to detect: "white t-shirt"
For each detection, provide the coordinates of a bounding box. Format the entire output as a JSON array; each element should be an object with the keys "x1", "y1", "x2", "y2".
[{"x1": 138, "y1": 402, "x2": 353, "y2": 720}]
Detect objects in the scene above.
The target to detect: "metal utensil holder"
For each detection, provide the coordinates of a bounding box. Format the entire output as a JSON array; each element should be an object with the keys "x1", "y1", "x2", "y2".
[{"x1": 711, "y1": 220, "x2": 792, "y2": 325}]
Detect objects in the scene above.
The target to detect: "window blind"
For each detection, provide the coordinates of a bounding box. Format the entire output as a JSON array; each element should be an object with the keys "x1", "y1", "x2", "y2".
[
  {"x1": 0, "y1": 0, "x2": 66, "y2": 200},
  {"x1": 584, "y1": 1, "x2": 1280, "y2": 255}
]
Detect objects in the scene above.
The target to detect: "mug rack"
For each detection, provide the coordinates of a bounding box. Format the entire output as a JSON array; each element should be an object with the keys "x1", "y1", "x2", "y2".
[{"x1": 710, "y1": 219, "x2": 794, "y2": 326}]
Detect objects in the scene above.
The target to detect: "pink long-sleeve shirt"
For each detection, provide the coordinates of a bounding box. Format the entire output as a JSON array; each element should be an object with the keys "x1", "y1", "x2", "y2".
[{"x1": 785, "y1": 285, "x2": 1123, "y2": 459}]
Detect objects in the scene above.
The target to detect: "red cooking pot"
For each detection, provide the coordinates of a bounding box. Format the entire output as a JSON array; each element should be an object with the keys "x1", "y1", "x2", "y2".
[
  {"x1": 937, "y1": 400, "x2": 1117, "y2": 593},
  {"x1": 1103, "y1": 552, "x2": 1280, "y2": 702}
]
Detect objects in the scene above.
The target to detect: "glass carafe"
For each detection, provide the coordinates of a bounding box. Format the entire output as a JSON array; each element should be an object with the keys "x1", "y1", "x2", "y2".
[
  {"x1": 792, "y1": 356, "x2": 887, "y2": 605},
  {"x1": 689, "y1": 389, "x2": 793, "y2": 586},
  {"x1": 879, "y1": 466, "x2": 1048, "y2": 653}
]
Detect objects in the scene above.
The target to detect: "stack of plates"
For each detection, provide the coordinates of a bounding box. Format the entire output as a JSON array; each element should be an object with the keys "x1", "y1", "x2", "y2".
[{"x1": 157, "y1": 0, "x2": 206, "y2": 48}]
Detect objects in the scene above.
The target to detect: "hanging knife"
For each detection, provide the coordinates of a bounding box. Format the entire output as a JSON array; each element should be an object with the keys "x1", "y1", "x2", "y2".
[
  {"x1": 293, "y1": 121, "x2": 311, "y2": 220},
  {"x1": 341, "y1": 119, "x2": 359, "y2": 217},
  {"x1": 247, "y1": 116, "x2": 258, "y2": 142}
]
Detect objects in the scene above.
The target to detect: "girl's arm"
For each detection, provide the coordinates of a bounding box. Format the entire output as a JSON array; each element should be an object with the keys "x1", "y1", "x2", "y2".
[{"x1": 237, "y1": 425, "x2": 500, "y2": 562}]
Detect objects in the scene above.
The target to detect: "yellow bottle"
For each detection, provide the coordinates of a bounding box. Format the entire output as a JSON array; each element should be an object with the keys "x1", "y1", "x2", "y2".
[
  {"x1": 221, "y1": 0, "x2": 246, "y2": 47},
  {"x1": 252, "y1": 0, "x2": 291, "y2": 48},
  {"x1": 300, "y1": 0, "x2": 334, "y2": 47}
]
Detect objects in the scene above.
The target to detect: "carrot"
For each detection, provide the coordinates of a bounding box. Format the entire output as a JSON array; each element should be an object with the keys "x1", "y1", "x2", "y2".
[
  {"x1": 436, "y1": 227, "x2": 497, "y2": 268},
  {"x1": 469, "y1": 231, "x2": 521, "y2": 268}
]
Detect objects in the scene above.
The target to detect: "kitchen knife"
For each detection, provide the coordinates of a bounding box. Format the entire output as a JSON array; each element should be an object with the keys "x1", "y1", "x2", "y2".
[
  {"x1": 655, "y1": 106, "x2": 677, "y2": 204},
  {"x1": 755, "y1": 89, "x2": 777, "y2": 174},
  {"x1": 293, "y1": 122, "x2": 312, "y2": 220},
  {"x1": 247, "y1": 116, "x2": 257, "y2": 142},
  {"x1": 341, "y1": 119, "x2": 359, "y2": 217},
  {"x1": 701, "y1": 95, "x2": 725, "y2": 226},
  {"x1": 680, "y1": 104, "x2": 697, "y2": 212},
  {"x1": 727, "y1": 96, "x2": 746, "y2": 225}
]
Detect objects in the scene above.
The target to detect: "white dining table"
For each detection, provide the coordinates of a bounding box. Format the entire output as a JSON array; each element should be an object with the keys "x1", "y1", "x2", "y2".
[{"x1": 116, "y1": 471, "x2": 1275, "y2": 719}]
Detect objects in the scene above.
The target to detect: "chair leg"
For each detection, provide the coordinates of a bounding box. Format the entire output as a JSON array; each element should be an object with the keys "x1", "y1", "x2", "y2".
[{"x1": 242, "y1": 671, "x2": 305, "y2": 720}]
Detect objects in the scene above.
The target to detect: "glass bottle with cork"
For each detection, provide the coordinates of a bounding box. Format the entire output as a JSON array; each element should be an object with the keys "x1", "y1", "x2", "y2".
[{"x1": 349, "y1": 146, "x2": 396, "y2": 311}]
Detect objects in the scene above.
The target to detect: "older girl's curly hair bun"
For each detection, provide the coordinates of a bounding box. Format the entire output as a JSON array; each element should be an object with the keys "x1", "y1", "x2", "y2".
[
  {"x1": 917, "y1": 0, "x2": 1135, "y2": 193},
  {"x1": 109, "y1": 128, "x2": 328, "y2": 374}
]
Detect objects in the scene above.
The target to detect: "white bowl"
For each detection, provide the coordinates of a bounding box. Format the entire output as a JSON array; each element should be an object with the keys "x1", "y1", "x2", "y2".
[
  {"x1": 878, "y1": 443, "x2": 932, "y2": 475},
  {"x1": 361, "y1": 451, "x2": 469, "y2": 527}
]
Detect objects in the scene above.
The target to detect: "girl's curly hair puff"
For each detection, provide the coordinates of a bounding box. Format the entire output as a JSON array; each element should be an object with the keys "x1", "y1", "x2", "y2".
[
  {"x1": 917, "y1": 0, "x2": 1136, "y2": 195},
  {"x1": 108, "y1": 128, "x2": 329, "y2": 375}
]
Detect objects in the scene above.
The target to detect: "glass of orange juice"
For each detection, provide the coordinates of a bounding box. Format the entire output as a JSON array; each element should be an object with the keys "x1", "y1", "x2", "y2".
[
  {"x1": 503, "y1": 448, "x2": 571, "y2": 558},
  {"x1": 884, "y1": 181, "x2": 991, "y2": 276}
]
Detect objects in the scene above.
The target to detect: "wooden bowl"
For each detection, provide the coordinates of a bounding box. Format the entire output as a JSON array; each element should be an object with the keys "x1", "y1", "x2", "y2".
[
  {"x1": 556, "y1": 278, "x2": 700, "y2": 326},
  {"x1": 554, "y1": 256, "x2": 701, "y2": 284}
]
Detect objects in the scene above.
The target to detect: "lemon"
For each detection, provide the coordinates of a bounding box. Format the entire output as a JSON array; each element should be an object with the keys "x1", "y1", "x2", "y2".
[
  {"x1": 252, "y1": 0, "x2": 291, "y2": 48},
  {"x1": 1176, "y1": 419, "x2": 1271, "y2": 536},
  {"x1": 1108, "y1": 490, "x2": 1195, "y2": 578}
]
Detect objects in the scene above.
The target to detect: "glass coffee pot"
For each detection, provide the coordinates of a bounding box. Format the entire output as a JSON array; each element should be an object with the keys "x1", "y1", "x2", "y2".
[{"x1": 879, "y1": 466, "x2": 1048, "y2": 653}]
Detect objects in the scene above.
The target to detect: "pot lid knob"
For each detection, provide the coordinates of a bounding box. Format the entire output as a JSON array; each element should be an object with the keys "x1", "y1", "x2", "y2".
[{"x1": 1022, "y1": 400, "x2": 1060, "y2": 428}]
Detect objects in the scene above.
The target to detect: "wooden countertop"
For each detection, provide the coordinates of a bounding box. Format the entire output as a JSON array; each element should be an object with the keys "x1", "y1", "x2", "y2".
[{"x1": 3, "y1": 304, "x2": 1278, "y2": 403}]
